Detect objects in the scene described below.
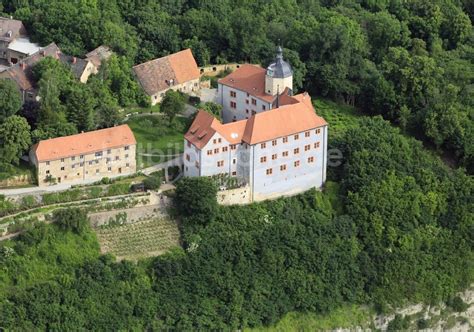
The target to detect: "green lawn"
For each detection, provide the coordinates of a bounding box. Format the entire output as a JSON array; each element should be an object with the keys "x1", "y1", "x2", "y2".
[
  {"x1": 126, "y1": 115, "x2": 191, "y2": 168},
  {"x1": 314, "y1": 98, "x2": 362, "y2": 140},
  {"x1": 124, "y1": 104, "x2": 161, "y2": 115},
  {"x1": 249, "y1": 305, "x2": 373, "y2": 332}
]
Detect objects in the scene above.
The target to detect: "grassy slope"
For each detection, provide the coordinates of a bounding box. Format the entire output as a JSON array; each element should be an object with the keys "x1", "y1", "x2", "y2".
[
  {"x1": 249, "y1": 305, "x2": 373, "y2": 332},
  {"x1": 126, "y1": 115, "x2": 190, "y2": 168},
  {"x1": 314, "y1": 98, "x2": 362, "y2": 141}
]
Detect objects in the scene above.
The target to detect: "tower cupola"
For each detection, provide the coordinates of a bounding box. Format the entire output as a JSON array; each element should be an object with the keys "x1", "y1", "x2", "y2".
[{"x1": 265, "y1": 46, "x2": 293, "y2": 96}]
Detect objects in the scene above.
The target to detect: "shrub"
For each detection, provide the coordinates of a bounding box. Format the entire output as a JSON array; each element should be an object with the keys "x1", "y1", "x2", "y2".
[
  {"x1": 167, "y1": 166, "x2": 180, "y2": 181},
  {"x1": 20, "y1": 195, "x2": 37, "y2": 209},
  {"x1": 17, "y1": 222, "x2": 50, "y2": 246},
  {"x1": 188, "y1": 95, "x2": 200, "y2": 104},
  {"x1": 107, "y1": 183, "x2": 130, "y2": 196},
  {"x1": 0, "y1": 195, "x2": 17, "y2": 217},
  {"x1": 446, "y1": 296, "x2": 469, "y2": 312},
  {"x1": 387, "y1": 314, "x2": 410, "y2": 331},
  {"x1": 52, "y1": 208, "x2": 88, "y2": 234},
  {"x1": 174, "y1": 177, "x2": 218, "y2": 225},
  {"x1": 140, "y1": 119, "x2": 154, "y2": 128},
  {"x1": 100, "y1": 177, "x2": 112, "y2": 185},
  {"x1": 144, "y1": 176, "x2": 161, "y2": 190},
  {"x1": 89, "y1": 187, "x2": 103, "y2": 198},
  {"x1": 417, "y1": 318, "x2": 429, "y2": 329}
]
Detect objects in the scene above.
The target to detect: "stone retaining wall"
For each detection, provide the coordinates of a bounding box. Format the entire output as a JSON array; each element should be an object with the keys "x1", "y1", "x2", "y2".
[
  {"x1": 199, "y1": 63, "x2": 245, "y2": 77},
  {"x1": 217, "y1": 186, "x2": 251, "y2": 205},
  {"x1": 0, "y1": 174, "x2": 32, "y2": 188}
]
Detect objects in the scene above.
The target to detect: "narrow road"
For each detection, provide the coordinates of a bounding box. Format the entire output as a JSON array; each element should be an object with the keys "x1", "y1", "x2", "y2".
[{"x1": 141, "y1": 155, "x2": 183, "y2": 175}]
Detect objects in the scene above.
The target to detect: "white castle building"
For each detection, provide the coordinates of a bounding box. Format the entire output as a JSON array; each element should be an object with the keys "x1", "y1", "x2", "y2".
[{"x1": 183, "y1": 47, "x2": 328, "y2": 202}]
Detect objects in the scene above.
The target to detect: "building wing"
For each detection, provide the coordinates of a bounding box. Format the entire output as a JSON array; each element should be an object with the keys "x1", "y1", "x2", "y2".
[
  {"x1": 132, "y1": 49, "x2": 199, "y2": 96},
  {"x1": 33, "y1": 125, "x2": 136, "y2": 162}
]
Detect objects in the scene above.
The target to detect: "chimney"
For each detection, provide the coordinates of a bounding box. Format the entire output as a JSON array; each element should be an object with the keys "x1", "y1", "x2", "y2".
[{"x1": 72, "y1": 57, "x2": 77, "y2": 64}]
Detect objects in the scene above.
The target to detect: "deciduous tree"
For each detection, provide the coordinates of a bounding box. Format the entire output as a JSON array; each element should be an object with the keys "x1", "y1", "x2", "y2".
[{"x1": 0, "y1": 115, "x2": 31, "y2": 165}]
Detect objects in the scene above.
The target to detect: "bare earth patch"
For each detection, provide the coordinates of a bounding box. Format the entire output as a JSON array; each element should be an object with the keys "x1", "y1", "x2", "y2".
[{"x1": 95, "y1": 217, "x2": 181, "y2": 261}]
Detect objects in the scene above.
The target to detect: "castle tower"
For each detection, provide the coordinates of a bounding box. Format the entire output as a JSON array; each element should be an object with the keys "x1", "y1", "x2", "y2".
[{"x1": 264, "y1": 46, "x2": 293, "y2": 96}]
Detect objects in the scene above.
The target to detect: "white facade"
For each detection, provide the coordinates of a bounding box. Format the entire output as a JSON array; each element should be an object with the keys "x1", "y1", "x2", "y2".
[
  {"x1": 183, "y1": 125, "x2": 328, "y2": 202},
  {"x1": 218, "y1": 84, "x2": 272, "y2": 123},
  {"x1": 248, "y1": 126, "x2": 327, "y2": 201},
  {"x1": 264, "y1": 74, "x2": 292, "y2": 96}
]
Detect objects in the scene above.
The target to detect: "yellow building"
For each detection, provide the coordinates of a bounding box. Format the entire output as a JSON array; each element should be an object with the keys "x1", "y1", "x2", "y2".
[{"x1": 30, "y1": 125, "x2": 137, "y2": 186}]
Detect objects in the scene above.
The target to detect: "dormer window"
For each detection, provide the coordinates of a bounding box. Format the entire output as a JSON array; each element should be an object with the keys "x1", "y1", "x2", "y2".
[{"x1": 267, "y1": 69, "x2": 273, "y2": 77}]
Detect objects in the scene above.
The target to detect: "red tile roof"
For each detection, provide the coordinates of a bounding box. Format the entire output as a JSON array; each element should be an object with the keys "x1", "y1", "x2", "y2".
[
  {"x1": 32, "y1": 125, "x2": 136, "y2": 162},
  {"x1": 242, "y1": 98, "x2": 327, "y2": 145},
  {"x1": 133, "y1": 49, "x2": 200, "y2": 96},
  {"x1": 218, "y1": 64, "x2": 279, "y2": 103},
  {"x1": 184, "y1": 111, "x2": 247, "y2": 149},
  {"x1": 185, "y1": 94, "x2": 327, "y2": 149}
]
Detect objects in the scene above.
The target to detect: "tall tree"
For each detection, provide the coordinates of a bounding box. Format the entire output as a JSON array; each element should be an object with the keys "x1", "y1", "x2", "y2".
[
  {"x1": 64, "y1": 85, "x2": 96, "y2": 132},
  {"x1": 161, "y1": 90, "x2": 185, "y2": 124},
  {"x1": 175, "y1": 177, "x2": 218, "y2": 225},
  {"x1": 0, "y1": 79, "x2": 22, "y2": 123},
  {"x1": 0, "y1": 115, "x2": 31, "y2": 165}
]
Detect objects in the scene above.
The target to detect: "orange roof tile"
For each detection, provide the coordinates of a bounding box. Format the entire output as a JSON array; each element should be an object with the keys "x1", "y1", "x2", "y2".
[
  {"x1": 184, "y1": 111, "x2": 218, "y2": 149},
  {"x1": 33, "y1": 125, "x2": 136, "y2": 162},
  {"x1": 184, "y1": 111, "x2": 247, "y2": 149},
  {"x1": 218, "y1": 64, "x2": 277, "y2": 103},
  {"x1": 272, "y1": 87, "x2": 299, "y2": 108},
  {"x1": 242, "y1": 100, "x2": 327, "y2": 145},
  {"x1": 218, "y1": 119, "x2": 248, "y2": 144},
  {"x1": 133, "y1": 49, "x2": 199, "y2": 96},
  {"x1": 185, "y1": 95, "x2": 327, "y2": 149},
  {"x1": 168, "y1": 49, "x2": 200, "y2": 84}
]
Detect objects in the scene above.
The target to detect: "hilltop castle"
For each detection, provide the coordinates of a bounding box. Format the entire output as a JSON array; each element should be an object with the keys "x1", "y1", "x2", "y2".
[{"x1": 183, "y1": 47, "x2": 328, "y2": 202}]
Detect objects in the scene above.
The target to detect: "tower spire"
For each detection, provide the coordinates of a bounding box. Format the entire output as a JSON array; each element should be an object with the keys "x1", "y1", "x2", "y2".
[{"x1": 276, "y1": 42, "x2": 283, "y2": 60}]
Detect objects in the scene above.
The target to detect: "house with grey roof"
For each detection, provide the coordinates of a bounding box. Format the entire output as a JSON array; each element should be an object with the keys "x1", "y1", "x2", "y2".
[{"x1": 58, "y1": 54, "x2": 96, "y2": 83}]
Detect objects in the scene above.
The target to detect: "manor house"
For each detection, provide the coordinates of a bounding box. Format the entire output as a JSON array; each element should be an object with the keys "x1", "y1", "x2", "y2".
[{"x1": 183, "y1": 47, "x2": 328, "y2": 202}]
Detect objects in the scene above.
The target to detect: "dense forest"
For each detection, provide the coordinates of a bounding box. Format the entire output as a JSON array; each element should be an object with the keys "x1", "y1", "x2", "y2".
[
  {"x1": 0, "y1": 0, "x2": 472, "y2": 172},
  {"x1": 0, "y1": 0, "x2": 473, "y2": 329}
]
